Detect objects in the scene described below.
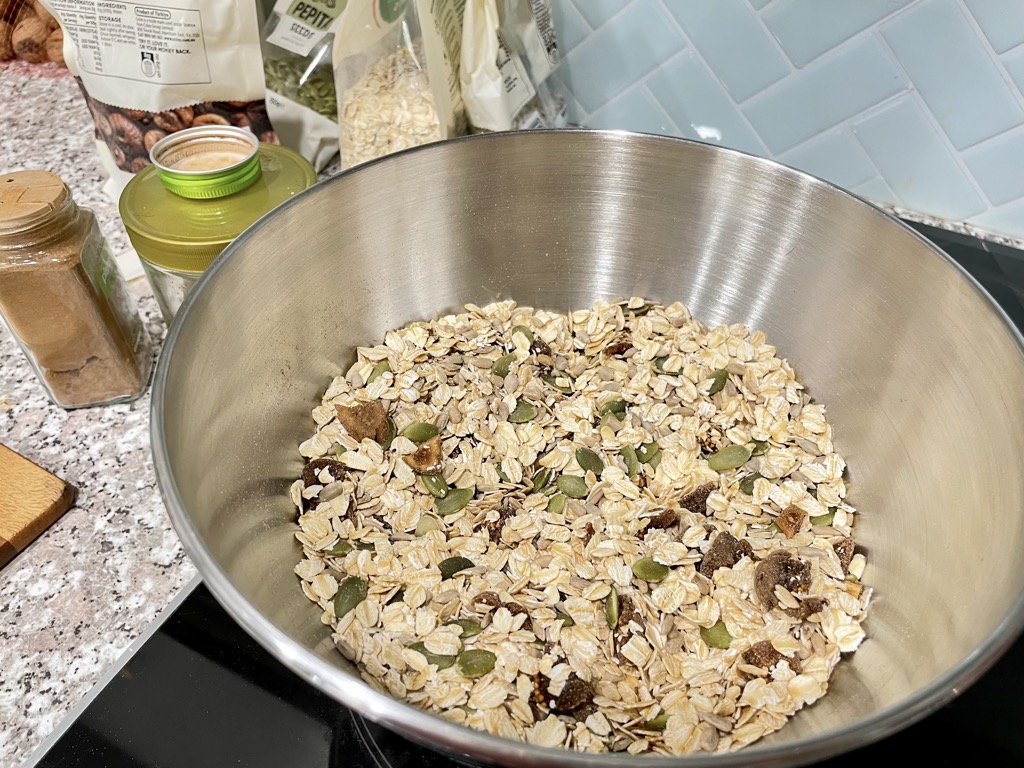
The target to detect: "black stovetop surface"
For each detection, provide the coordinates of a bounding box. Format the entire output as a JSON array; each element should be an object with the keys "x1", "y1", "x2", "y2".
[{"x1": 32, "y1": 222, "x2": 1024, "y2": 768}]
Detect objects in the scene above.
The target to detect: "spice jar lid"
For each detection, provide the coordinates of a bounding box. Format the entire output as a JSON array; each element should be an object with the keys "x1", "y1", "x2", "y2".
[
  {"x1": 119, "y1": 143, "x2": 316, "y2": 274},
  {"x1": 149, "y1": 126, "x2": 262, "y2": 200},
  {"x1": 0, "y1": 170, "x2": 70, "y2": 235}
]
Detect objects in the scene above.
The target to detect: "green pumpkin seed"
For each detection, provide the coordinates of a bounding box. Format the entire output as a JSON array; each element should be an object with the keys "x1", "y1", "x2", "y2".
[
  {"x1": 556, "y1": 475, "x2": 589, "y2": 499},
  {"x1": 605, "y1": 586, "x2": 619, "y2": 628},
  {"x1": 457, "y1": 649, "x2": 497, "y2": 679},
  {"x1": 379, "y1": 416, "x2": 397, "y2": 450},
  {"x1": 415, "y1": 514, "x2": 444, "y2": 536},
  {"x1": 366, "y1": 360, "x2": 391, "y2": 385},
  {"x1": 409, "y1": 641, "x2": 456, "y2": 670},
  {"x1": 387, "y1": 588, "x2": 405, "y2": 604},
  {"x1": 637, "y1": 441, "x2": 661, "y2": 465},
  {"x1": 511, "y1": 325, "x2": 534, "y2": 344},
  {"x1": 492, "y1": 353, "x2": 516, "y2": 379},
  {"x1": 508, "y1": 400, "x2": 538, "y2": 423},
  {"x1": 751, "y1": 440, "x2": 770, "y2": 457},
  {"x1": 446, "y1": 618, "x2": 483, "y2": 638},
  {"x1": 326, "y1": 540, "x2": 373, "y2": 556},
  {"x1": 333, "y1": 444, "x2": 347, "y2": 457},
  {"x1": 532, "y1": 467, "x2": 552, "y2": 492},
  {"x1": 420, "y1": 474, "x2": 449, "y2": 498},
  {"x1": 334, "y1": 576, "x2": 368, "y2": 618},
  {"x1": 622, "y1": 301, "x2": 654, "y2": 317},
  {"x1": 739, "y1": 473, "x2": 763, "y2": 496},
  {"x1": 402, "y1": 422, "x2": 439, "y2": 443},
  {"x1": 766, "y1": 522, "x2": 780, "y2": 533},
  {"x1": 541, "y1": 374, "x2": 573, "y2": 394},
  {"x1": 700, "y1": 620, "x2": 734, "y2": 649},
  {"x1": 496, "y1": 467, "x2": 511, "y2": 483},
  {"x1": 555, "y1": 610, "x2": 575, "y2": 627},
  {"x1": 599, "y1": 398, "x2": 628, "y2": 421},
  {"x1": 642, "y1": 714, "x2": 669, "y2": 731},
  {"x1": 438, "y1": 556, "x2": 475, "y2": 580},
  {"x1": 620, "y1": 445, "x2": 639, "y2": 479},
  {"x1": 546, "y1": 493, "x2": 566, "y2": 515},
  {"x1": 435, "y1": 487, "x2": 474, "y2": 516},
  {"x1": 707, "y1": 444, "x2": 751, "y2": 471},
  {"x1": 575, "y1": 447, "x2": 604, "y2": 476},
  {"x1": 707, "y1": 368, "x2": 728, "y2": 396},
  {"x1": 653, "y1": 356, "x2": 684, "y2": 376},
  {"x1": 811, "y1": 508, "x2": 837, "y2": 526},
  {"x1": 632, "y1": 556, "x2": 670, "y2": 583},
  {"x1": 648, "y1": 451, "x2": 662, "y2": 470}
]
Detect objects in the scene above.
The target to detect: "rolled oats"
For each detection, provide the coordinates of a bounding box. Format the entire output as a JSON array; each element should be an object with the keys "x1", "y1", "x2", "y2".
[{"x1": 292, "y1": 299, "x2": 871, "y2": 755}]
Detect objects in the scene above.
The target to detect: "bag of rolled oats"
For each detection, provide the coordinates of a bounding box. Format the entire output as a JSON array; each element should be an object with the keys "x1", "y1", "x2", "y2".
[
  {"x1": 461, "y1": 0, "x2": 568, "y2": 132},
  {"x1": 39, "y1": 0, "x2": 275, "y2": 197},
  {"x1": 332, "y1": 0, "x2": 467, "y2": 169}
]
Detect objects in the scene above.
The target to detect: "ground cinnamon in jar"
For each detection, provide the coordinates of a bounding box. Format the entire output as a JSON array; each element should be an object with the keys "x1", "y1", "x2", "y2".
[{"x1": 0, "y1": 171, "x2": 152, "y2": 408}]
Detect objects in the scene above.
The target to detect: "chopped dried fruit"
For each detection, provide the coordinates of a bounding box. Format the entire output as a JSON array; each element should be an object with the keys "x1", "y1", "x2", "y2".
[
  {"x1": 754, "y1": 550, "x2": 811, "y2": 611},
  {"x1": 335, "y1": 401, "x2": 389, "y2": 444},
  {"x1": 698, "y1": 531, "x2": 753, "y2": 578},
  {"x1": 302, "y1": 458, "x2": 346, "y2": 487},
  {"x1": 645, "y1": 508, "x2": 679, "y2": 529},
  {"x1": 403, "y1": 434, "x2": 444, "y2": 475},
  {"x1": 680, "y1": 483, "x2": 716, "y2": 515},
  {"x1": 550, "y1": 674, "x2": 595, "y2": 715},
  {"x1": 776, "y1": 505, "x2": 807, "y2": 538}
]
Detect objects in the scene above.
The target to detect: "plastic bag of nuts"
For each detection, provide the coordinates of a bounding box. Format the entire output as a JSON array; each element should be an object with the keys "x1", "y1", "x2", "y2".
[
  {"x1": 332, "y1": 0, "x2": 468, "y2": 170},
  {"x1": 37, "y1": 0, "x2": 277, "y2": 197}
]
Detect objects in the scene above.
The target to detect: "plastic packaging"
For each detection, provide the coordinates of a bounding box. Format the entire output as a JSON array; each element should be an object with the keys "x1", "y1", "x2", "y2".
[
  {"x1": 461, "y1": 0, "x2": 568, "y2": 132},
  {"x1": 119, "y1": 126, "x2": 317, "y2": 323},
  {"x1": 260, "y1": 0, "x2": 347, "y2": 171},
  {"x1": 39, "y1": 0, "x2": 274, "y2": 198},
  {"x1": 332, "y1": 0, "x2": 467, "y2": 169},
  {"x1": 0, "y1": 170, "x2": 153, "y2": 409}
]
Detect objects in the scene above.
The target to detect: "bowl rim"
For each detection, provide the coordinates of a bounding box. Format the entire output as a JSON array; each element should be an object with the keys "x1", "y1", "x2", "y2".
[{"x1": 151, "y1": 128, "x2": 1024, "y2": 767}]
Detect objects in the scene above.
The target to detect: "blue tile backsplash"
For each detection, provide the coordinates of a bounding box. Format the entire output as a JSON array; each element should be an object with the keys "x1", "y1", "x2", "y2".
[{"x1": 551, "y1": 0, "x2": 1024, "y2": 241}]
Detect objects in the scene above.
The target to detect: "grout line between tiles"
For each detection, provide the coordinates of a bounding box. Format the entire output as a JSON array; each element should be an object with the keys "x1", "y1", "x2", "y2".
[
  {"x1": 639, "y1": 82, "x2": 684, "y2": 136},
  {"x1": 955, "y1": 0, "x2": 1024, "y2": 108},
  {"x1": 568, "y1": 0, "x2": 632, "y2": 32},
  {"x1": 748, "y1": 0, "x2": 797, "y2": 76}
]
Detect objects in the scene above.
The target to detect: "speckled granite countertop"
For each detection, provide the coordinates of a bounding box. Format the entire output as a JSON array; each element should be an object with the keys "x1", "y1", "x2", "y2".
[{"x1": 0, "y1": 63, "x2": 196, "y2": 768}]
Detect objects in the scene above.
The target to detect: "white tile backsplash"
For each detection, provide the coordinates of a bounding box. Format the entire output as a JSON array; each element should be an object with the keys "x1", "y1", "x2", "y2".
[{"x1": 552, "y1": 0, "x2": 1024, "y2": 242}]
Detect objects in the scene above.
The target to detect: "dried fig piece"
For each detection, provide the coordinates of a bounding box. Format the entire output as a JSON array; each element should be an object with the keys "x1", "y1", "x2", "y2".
[
  {"x1": 754, "y1": 550, "x2": 811, "y2": 611},
  {"x1": 644, "y1": 508, "x2": 678, "y2": 530},
  {"x1": 124, "y1": 108, "x2": 150, "y2": 122},
  {"x1": 403, "y1": 434, "x2": 443, "y2": 475},
  {"x1": 502, "y1": 601, "x2": 532, "y2": 632},
  {"x1": 174, "y1": 106, "x2": 195, "y2": 125},
  {"x1": 776, "y1": 505, "x2": 807, "y2": 538},
  {"x1": 680, "y1": 483, "x2": 716, "y2": 515},
  {"x1": 530, "y1": 337, "x2": 551, "y2": 357},
  {"x1": 698, "y1": 531, "x2": 753, "y2": 578},
  {"x1": 110, "y1": 143, "x2": 127, "y2": 170},
  {"x1": 603, "y1": 340, "x2": 632, "y2": 357},
  {"x1": 45, "y1": 27, "x2": 62, "y2": 65},
  {"x1": 302, "y1": 458, "x2": 346, "y2": 487},
  {"x1": 92, "y1": 109, "x2": 113, "y2": 139},
  {"x1": 833, "y1": 536, "x2": 856, "y2": 573},
  {"x1": 789, "y1": 596, "x2": 827, "y2": 620},
  {"x1": 483, "y1": 497, "x2": 517, "y2": 543},
  {"x1": 231, "y1": 112, "x2": 252, "y2": 129},
  {"x1": 12, "y1": 16, "x2": 47, "y2": 63},
  {"x1": 259, "y1": 130, "x2": 281, "y2": 145},
  {"x1": 550, "y1": 673, "x2": 595, "y2": 716},
  {"x1": 741, "y1": 640, "x2": 801, "y2": 678},
  {"x1": 335, "y1": 401, "x2": 388, "y2": 443},
  {"x1": 129, "y1": 156, "x2": 149, "y2": 173},
  {"x1": 473, "y1": 591, "x2": 502, "y2": 609}
]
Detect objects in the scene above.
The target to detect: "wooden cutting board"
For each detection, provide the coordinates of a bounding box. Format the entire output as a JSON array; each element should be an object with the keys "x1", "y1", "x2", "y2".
[{"x1": 0, "y1": 443, "x2": 77, "y2": 569}]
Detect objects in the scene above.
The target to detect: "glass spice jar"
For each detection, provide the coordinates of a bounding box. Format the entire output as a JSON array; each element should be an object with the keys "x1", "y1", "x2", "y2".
[
  {"x1": 0, "y1": 170, "x2": 153, "y2": 409},
  {"x1": 119, "y1": 125, "x2": 317, "y2": 323}
]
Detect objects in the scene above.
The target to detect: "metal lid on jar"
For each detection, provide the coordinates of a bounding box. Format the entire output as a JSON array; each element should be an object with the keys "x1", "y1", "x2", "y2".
[
  {"x1": 0, "y1": 170, "x2": 71, "y2": 235},
  {"x1": 119, "y1": 142, "x2": 317, "y2": 274},
  {"x1": 149, "y1": 126, "x2": 262, "y2": 200}
]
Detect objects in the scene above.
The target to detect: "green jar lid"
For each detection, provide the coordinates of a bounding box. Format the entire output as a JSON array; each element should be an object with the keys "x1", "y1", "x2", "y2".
[
  {"x1": 119, "y1": 143, "x2": 316, "y2": 274},
  {"x1": 149, "y1": 126, "x2": 263, "y2": 199}
]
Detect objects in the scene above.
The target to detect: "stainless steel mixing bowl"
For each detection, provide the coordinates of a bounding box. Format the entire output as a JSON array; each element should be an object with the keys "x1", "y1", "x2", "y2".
[{"x1": 151, "y1": 130, "x2": 1024, "y2": 766}]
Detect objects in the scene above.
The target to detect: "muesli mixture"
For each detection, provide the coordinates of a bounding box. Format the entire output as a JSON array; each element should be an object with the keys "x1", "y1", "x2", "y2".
[{"x1": 291, "y1": 298, "x2": 870, "y2": 755}]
